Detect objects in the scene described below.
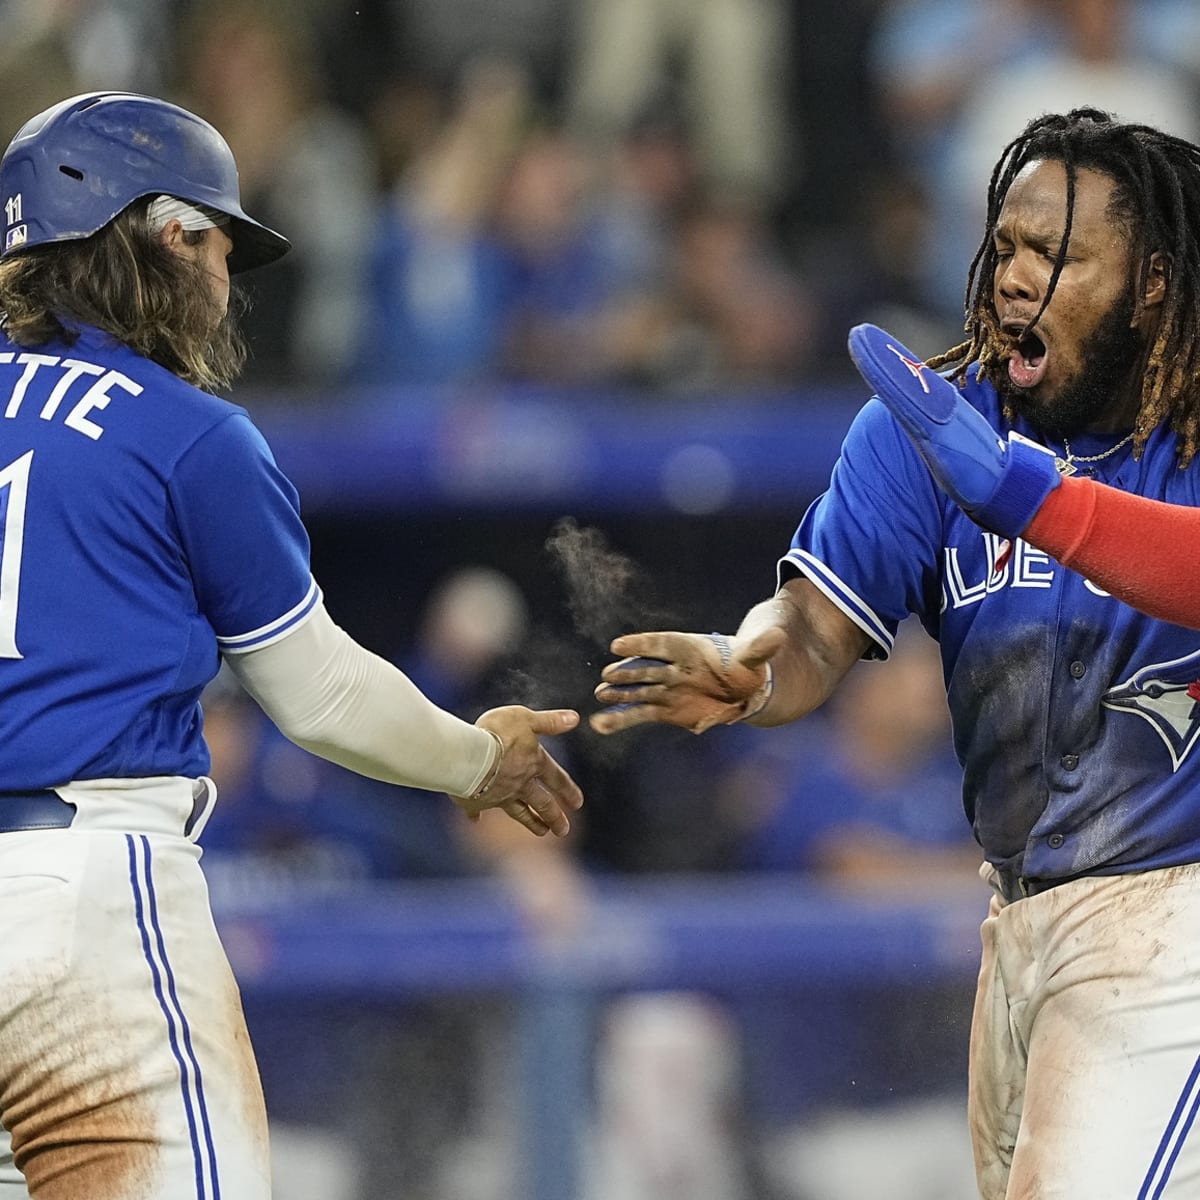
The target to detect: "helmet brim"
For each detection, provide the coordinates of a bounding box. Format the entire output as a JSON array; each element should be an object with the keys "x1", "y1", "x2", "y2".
[{"x1": 227, "y1": 214, "x2": 290, "y2": 275}]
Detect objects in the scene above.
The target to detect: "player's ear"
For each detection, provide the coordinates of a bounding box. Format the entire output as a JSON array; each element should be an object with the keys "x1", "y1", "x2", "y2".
[
  {"x1": 1141, "y1": 250, "x2": 1170, "y2": 313},
  {"x1": 157, "y1": 216, "x2": 185, "y2": 252}
]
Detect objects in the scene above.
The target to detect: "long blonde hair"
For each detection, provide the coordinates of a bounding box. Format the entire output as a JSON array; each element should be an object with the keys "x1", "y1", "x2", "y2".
[{"x1": 0, "y1": 199, "x2": 247, "y2": 391}]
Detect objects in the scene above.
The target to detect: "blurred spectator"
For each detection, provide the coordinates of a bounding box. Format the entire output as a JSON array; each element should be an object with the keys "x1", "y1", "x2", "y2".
[
  {"x1": 351, "y1": 58, "x2": 531, "y2": 387},
  {"x1": 495, "y1": 125, "x2": 816, "y2": 390},
  {"x1": 174, "y1": 0, "x2": 377, "y2": 390},
  {"x1": 331, "y1": 566, "x2": 541, "y2": 1200},
  {"x1": 393, "y1": 0, "x2": 571, "y2": 102},
  {"x1": 545, "y1": 108, "x2": 698, "y2": 387},
  {"x1": 494, "y1": 121, "x2": 683, "y2": 388},
  {"x1": 735, "y1": 621, "x2": 981, "y2": 1200},
  {"x1": 585, "y1": 107, "x2": 696, "y2": 297},
  {"x1": 0, "y1": 0, "x2": 172, "y2": 143},
  {"x1": 874, "y1": 0, "x2": 1200, "y2": 319},
  {"x1": 664, "y1": 191, "x2": 818, "y2": 390},
  {"x1": 566, "y1": 0, "x2": 793, "y2": 214},
  {"x1": 404, "y1": 564, "x2": 533, "y2": 712},
  {"x1": 738, "y1": 621, "x2": 977, "y2": 889},
  {"x1": 869, "y1": 0, "x2": 1051, "y2": 180}
]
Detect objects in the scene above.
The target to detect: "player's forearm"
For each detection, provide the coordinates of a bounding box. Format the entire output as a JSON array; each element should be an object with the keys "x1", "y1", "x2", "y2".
[
  {"x1": 738, "y1": 579, "x2": 868, "y2": 726},
  {"x1": 1023, "y1": 477, "x2": 1200, "y2": 628},
  {"x1": 225, "y1": 602, "x2": 497, "y2": 796}
]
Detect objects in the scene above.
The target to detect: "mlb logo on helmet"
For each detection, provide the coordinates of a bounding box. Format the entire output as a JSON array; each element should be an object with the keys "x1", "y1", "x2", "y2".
[{"x1": 5, "y1": 225, "x2": 26, "y2": 250}]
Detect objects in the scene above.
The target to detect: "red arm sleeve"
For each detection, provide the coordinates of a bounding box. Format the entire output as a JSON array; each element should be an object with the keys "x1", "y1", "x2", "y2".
[{"x1": 1022, "y1": 476, "x2": 1200, "y2": 628}]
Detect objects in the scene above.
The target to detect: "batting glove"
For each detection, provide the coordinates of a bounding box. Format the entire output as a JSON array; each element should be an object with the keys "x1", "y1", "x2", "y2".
[{"x1": 847, "y1": 323, "x2": 1061, "y2": 540}]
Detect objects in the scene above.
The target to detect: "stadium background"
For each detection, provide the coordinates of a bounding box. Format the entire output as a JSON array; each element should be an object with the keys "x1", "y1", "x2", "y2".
[{"x1": 9, "y1": 1, "x2": 1200, "y2": 1197}]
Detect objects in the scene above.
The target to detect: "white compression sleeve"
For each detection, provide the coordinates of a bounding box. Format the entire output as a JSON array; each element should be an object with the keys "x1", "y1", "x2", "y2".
[{"x1": 223, "y1": 601, "x2": 497, "y2": 797}]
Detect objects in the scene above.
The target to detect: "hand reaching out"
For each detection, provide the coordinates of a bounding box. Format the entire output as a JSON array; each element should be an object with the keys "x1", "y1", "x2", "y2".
[
  {"x1": 589, "y1": 628, "x2": 784, "y2": 735},
  {"x1": 452, "y1": 706, "x2": 583, "y2": 837}
]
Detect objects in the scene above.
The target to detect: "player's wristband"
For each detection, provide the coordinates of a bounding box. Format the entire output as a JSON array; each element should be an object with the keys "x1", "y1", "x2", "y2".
[
  {"x1": 467, "y1": 729, "x2": 506, "y2": 800},
  {"x1": 737, "y1": 660, "x2": 775, "y2": 722},
  {"x1": 708, "y1": 632, "x2": 774, "y2": 723},
  {"x1": 973, "y1": 437, "x2": 1063, "y2": 540}
]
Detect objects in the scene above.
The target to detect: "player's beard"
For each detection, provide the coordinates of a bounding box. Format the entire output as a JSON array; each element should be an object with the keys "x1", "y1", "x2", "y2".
[
  {"x1": 140, "y1": 249, "x2": 248, "y2": 390},
  {"x1": 205, "y1": 286, "x2": 249, "y2": 383},
  {"x1": 1003, "y1": 287, "x2": 1143, "y2": 440}
]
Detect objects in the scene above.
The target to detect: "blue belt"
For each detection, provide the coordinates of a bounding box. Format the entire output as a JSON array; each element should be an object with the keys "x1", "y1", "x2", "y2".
[{"x1": 0, "y1": 790, "x2": 76, "y2": 831}]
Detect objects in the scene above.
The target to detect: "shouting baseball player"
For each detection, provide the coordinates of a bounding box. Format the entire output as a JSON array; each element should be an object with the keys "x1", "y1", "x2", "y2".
[
  {"x1": 592, "y1": 108, "x2": 1200, "y2": 1197},
  {"x1": 846, "y1": 318, "x2": 1200, "y2": 632},
  {"x1": 0, "y1": 92, "x2": 581, "y2": 1199}
]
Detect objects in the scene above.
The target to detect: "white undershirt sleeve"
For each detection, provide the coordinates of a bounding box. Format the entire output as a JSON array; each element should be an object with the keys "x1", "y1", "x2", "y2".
[{"x1": 223, "y1": 600, "x2": 497, "y2": 797}]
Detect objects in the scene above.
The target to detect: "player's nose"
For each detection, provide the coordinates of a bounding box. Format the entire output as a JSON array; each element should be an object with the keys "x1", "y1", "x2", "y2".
[{"x1": 997, "y1": 251, "x2": 1038, "y2": 303}]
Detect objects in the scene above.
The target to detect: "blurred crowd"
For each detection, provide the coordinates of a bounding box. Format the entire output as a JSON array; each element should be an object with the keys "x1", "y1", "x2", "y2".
[
  {"x1": 6, "y1": 0, "x2": 1198, "y2": 390},
  {"x1": 17, "y1": 0, "x2": 1200, "y2": 1197},
  {"x1": 14, "y1": 0, "x2": 1200, "y2": 400}
]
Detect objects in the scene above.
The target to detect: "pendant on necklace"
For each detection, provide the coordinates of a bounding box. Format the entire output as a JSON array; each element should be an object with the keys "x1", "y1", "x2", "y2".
[{"x1": 1054, "y1": 456, "x2": 1077, "y2": 477}]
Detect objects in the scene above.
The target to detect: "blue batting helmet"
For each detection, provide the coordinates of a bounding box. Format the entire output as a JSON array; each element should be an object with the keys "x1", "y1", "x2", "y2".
[{"x1": 0, "y1": 91, "x2": 290, "y2": 274}]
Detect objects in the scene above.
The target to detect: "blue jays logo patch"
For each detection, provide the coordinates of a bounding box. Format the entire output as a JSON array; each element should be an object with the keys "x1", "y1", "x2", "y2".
[
  {"x1": 1104, "y1": 648, "x2": 1200, "y2": 771},
  {"x1": 885, "y1": 343, "x2": 932, "y2": 393}
]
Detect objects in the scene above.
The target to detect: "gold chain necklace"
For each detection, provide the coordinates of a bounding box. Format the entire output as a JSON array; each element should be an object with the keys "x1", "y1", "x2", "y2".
[{"x1": 1055, "y1": 431, "x2": 1134, "y2": 476}]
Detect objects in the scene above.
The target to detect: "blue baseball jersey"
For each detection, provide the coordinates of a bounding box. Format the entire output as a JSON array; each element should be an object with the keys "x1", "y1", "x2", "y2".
[
  {"x1": 784, "y1": 366, "x2": 1200, "y2": 881},
  {"x1": 0, "y1": 324, "x2": 317, "y2": 789}
]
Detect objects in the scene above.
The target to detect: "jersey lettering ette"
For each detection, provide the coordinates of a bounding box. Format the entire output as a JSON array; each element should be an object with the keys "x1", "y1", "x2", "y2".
[
  {"x1": 0, "y1": 322, "x2": 317, "y2": 790},
  {"x1": 782, "y1": 364, "x2": 1200, "y2": 884}
]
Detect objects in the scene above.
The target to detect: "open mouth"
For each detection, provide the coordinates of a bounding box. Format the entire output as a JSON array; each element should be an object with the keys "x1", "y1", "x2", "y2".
[{"x1": 1007, "y1": 328, "x2": 1048, "y2": 389}]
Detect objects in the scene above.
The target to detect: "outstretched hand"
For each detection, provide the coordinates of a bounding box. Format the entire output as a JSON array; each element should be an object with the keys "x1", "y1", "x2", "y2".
[
  {"x1": 847, "y1": 322, "x2": 1061, "y2": 540},
  {"x1": 453, "y1": 706, "x2": 583, "y2": 837},
  {"x1": 589, "y1": 627, "x2": 784, "y2": 735}
]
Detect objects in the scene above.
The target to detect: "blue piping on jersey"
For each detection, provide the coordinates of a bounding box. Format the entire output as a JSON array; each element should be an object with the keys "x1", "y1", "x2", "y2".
[
  {"x1": 781, "y1": 548, "x2": 895, "y2": 657},
  {"x1": 217, "y1": 576, "x2": 322, "y2": 654}
]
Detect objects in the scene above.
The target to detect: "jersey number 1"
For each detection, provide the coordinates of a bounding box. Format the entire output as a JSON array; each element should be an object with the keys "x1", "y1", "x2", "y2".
[{"x1": 0, "y1": 451, "x2": 32, "y2": 659}]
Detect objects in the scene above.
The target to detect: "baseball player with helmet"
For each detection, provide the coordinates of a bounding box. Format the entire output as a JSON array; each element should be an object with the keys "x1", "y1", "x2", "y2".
[
  {"x1": 592, "y1": 107, "x2": 1200, "y2": 1197},
  {"x1": 0, "y1": 91, "x2": 582, "y2": 1198}
]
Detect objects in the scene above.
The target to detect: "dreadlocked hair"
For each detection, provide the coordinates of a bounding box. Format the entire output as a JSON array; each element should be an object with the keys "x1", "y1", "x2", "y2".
[
  {"x1": 0, "y1": 198, "x2": 247, "y2": 393},
  {"x1": 926, "y1": 107, "x2": 1200, "y2": 467}
]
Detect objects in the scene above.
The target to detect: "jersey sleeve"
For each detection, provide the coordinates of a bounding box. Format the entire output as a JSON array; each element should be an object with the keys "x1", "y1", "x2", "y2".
[
  {"x1": 780, "y1": 398, "x2": 947, "y2": 658},
  {"x1": 168, "y1": 412, "x2": 319, "y2": 653},
  {"x1": 1024, "y1": 475, "x2": 1200, "y2": 628}
]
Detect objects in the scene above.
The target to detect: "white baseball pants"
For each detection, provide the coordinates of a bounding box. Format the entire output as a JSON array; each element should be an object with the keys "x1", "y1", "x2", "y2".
[
  {"x1": 971, "y1": 862, "x2": 1200, "y2": 1198},
  {"x1": 0, "y1": 780, "x2": 270, "y2": 1199}
]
